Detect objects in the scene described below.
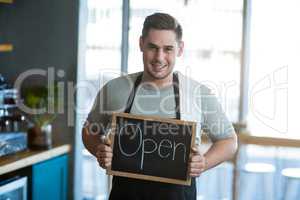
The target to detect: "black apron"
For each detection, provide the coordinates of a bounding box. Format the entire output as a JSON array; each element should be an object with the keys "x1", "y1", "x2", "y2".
[{"x1": 109, "y1": 73, "x2": 196, "y2": 200}]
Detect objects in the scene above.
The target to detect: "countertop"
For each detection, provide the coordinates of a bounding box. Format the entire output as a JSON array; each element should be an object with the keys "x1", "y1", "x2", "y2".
[{"x1": 0, "y1": 144, "x2": 71, "y2": 175}]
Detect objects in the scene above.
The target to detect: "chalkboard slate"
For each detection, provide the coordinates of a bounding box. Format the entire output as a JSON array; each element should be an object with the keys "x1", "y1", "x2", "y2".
[{"x1": 107, "y1": 112, "x2": 196, "y2": 186}]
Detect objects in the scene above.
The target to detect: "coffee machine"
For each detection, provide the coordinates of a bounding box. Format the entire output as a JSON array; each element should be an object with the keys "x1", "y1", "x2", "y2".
[{"x1": 0, "y1": 74, "x2": 27, "y2": 157}]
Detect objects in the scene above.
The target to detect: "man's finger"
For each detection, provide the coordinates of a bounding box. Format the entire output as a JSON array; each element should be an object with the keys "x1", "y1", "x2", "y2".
[
  {"x1": 104, "y1": 161, "x2": 111, "y2": 168},
  {"x1": 97, "y1": 157, "x2": 112, "y2": 169},
  {"x1": 97, "y1": 158, "x2": 103, "y2": 167},
  {"x1": 190, "y1": 173, "x2": 202, "y2": 177},
  {"x1": 189, "y1": 161, "x2": 205, "y2": 169},
  {"x1": 189, "y1": 167, "x2": 204, "y2": 174},
  {"x1": 191, "y1": 146, "x2": 200, "y2": 154},
  {"x1": 100, "y1": 135, "x2": 111, "y2": 145},
  {"x1": 97, "y1": 144, "x2": 112, "y2": 152},
  {"x1": 103, "y1": 158, "x2": 112, "y2": 164},
  {"x1": 189, "y1": 155, "x2": 203, "y2": 162},
  {"x1": 188, "y1": 166, "x2": 204, "y2": 177},
  {"x1": 97, "y1": 151, "x2": 113, "y2": 159}
]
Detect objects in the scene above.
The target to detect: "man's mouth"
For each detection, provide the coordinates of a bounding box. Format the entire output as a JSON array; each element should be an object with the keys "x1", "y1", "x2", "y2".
[{"x1": 151, "y1": 63, "x2": 167, "y2": 71}]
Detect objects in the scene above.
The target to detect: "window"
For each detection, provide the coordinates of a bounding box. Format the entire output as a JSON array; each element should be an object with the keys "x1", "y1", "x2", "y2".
[
  {"x1": 85, "y1": 0, "x2": 123, "y2": 80},
  {"x1": 246, "y1": 0, "x2": 299, "y2": 138},
  {"x1": 128, "y1": 0, "x2": 243, "y2": 122},
  {"x1": 80, "y1": 1, "x2": 123, "y2": 200}
]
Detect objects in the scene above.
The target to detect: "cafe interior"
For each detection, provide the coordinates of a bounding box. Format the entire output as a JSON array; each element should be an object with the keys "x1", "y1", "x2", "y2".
[{"x1": 0, "y1": 0, "x2": 299, "y2": 199}]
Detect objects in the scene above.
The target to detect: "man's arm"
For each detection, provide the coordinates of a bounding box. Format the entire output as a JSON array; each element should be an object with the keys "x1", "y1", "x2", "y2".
[
  {"x1": 82, "y1": 123, "x2": 113, "y2": 169},
  {"x1": 189, "y1": 85, "x2": 238, "y2": 176},
  {"x1": 82, "y1": 123, "x2": 100, "y2": 157},
  {"x1": 203, "y1": 134, "x2": 238, "y2": 171},
  {"x1": 189, "y1": 134, "x2": 237, "y2": 177}
]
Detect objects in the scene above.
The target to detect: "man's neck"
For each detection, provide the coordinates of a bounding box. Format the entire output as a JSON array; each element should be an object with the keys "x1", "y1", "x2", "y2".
[{"x1": 141, "y1": 72, "x2": 173, "y2": 89}]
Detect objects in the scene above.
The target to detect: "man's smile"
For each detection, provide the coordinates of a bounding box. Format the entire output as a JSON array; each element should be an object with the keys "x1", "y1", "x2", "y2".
[{"x1": 151, "y1": 63, "x2": 167, "y2": 71}]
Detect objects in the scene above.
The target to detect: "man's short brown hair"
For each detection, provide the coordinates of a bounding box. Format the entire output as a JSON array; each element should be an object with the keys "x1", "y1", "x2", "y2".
[{"x1": 142, "y1": 13, "x2": 183, "y2": 42}]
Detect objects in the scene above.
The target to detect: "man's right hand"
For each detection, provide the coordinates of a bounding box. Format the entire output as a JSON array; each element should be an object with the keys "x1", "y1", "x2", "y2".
[{"x1": 96, "y1": 136, "x2": 113, "y2": 169}]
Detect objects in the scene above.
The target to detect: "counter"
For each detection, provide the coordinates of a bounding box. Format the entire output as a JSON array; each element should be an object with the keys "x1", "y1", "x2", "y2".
[{"x1": 0, "y1": 144, "x2": 71, "y2": 175}]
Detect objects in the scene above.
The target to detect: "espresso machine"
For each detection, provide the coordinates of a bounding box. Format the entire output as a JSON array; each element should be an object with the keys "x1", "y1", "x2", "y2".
[{"x1": 0, "y1": 74, "x2": 27, "y2": 157}]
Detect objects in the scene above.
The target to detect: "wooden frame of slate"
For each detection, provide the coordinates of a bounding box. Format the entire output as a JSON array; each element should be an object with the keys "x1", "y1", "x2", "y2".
[{"x1": 107, "y1": 112, "x2": 196, "y2": 186}]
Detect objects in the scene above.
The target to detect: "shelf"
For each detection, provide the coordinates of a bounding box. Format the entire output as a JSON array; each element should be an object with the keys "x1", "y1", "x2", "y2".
[
  {"x1": 0, "y1": 104, "x2": 17, "y2": 109},
  {"x1": 0, "y1": 44, "x2": 13, "y2": 52},
  {"x1": 0, "y1": 0, "x2": 13, "y2": 3}
]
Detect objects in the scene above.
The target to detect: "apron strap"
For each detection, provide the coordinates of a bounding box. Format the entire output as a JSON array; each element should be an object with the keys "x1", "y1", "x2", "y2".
[
  {"x1": 123, "y1": 73, "x2": 143, "y2": 114},
  {"x1": 173, "y1": 72, "x2": 181, "y2": 120},
  {"x1": 124, "y1": 72, "x2": 181, "y2": 120}
]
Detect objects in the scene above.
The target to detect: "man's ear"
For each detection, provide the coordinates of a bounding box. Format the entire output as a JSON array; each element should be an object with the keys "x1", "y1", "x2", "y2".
[
  {"x1": 177, "y1": 41, "x2": 184, "y2": 57},
  {"x1": 139, "y1": 36, "x2": 144, "y2": 52}
]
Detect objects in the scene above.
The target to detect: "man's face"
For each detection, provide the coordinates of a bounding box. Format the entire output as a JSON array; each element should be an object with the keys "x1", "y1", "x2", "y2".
[{"x1": 139, "y1": 29, "x2": 184, "y2": 82}]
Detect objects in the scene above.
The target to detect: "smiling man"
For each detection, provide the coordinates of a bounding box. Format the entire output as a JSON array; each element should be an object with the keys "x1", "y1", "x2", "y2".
[
  {"x1": 82, "y1": 13, "x2": 237, "y2": 200},
  {"x1": 140, "y1": 26, "x2": 184, "y2": 87}
]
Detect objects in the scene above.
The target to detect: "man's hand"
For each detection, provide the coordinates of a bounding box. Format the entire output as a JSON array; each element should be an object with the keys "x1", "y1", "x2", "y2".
[
  {"x1": 96, "y1": 136, "x2": 113, "y2": 169},
  {"x1": 188, "y1": 146, "x2": 206, "y2": 177}
]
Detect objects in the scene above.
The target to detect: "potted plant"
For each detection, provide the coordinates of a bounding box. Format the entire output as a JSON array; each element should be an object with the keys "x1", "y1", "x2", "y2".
[{"x1": 23, "y1": 84, "x2": 59, "y2": 149}]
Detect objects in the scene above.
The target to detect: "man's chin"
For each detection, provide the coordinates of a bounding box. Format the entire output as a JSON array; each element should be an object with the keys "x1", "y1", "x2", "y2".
[{"x1": 149, "y1": 71, "x2": 171, "y2": 80}]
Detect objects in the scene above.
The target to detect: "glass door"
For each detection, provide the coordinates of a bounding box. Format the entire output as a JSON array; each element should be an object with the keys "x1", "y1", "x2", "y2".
[
  {"x1": 77, "y1": 1, "x2": 123, "y2": 200},
  {"x1": 127, "y1": 1, "x2": 243, "y2": 199}
]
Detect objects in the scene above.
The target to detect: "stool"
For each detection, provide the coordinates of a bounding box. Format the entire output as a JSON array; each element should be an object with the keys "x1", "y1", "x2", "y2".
[
  {"x1": 215, "y1": 162, "x2": 234, "y2": 200},
  {"x1": 238, "y1": 162, "x2": 276, "y2": 200},
  {"x1": 197, "y1": 162, "x2": 233, "y2": 200},
  {"x1": 282, "y1": 168, "x2": 300, "y2": 200},
  {"x1": 82, "y1": 149, "x2": 109, "y2": 200}
]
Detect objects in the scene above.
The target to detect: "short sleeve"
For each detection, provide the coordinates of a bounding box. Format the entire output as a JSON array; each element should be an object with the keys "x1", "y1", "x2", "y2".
[
  {"x1": 201, "y1": 87, "x2": 235, "y2": 142},
  {"x1": 86, "y1": 83, "x2": 111, "y2": 136}
]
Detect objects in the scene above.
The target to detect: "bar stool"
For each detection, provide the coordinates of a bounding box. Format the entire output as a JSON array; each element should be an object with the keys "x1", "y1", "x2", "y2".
[
  {"x1": 196, "y1": 168, "x2": 213, "y2": 199},
  {"x1": 82, "y1": 149, "x2": 109, "y2": 200},
  {"x1": 197, "y1": 162, "x2": 233, "y2": 200},
  {"x1": 281, "y1": 168, "x2": 300, "y2": 200},
  {"x1": 215, "y1": 162, "x2": 234, "y2": 200},
  {"x1": 238, "y1": 162, "x2": 276, "y2": 200}
]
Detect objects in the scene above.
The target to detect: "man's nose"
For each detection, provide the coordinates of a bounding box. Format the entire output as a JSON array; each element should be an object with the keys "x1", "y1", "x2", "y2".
[{"x1": 155, "y1": 49, "x2": 164, "y2": 61}]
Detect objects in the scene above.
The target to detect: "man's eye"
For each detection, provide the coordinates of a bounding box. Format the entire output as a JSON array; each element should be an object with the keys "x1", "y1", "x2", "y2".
[{"x1": 148, "y1": 46, "x2": 156, "y2": 50}]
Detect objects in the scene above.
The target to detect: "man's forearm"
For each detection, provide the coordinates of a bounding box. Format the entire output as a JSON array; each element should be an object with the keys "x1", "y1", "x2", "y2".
[
  {"x1": 203, "y1": 134, "x2": 238, "y2": 171},
  {"x1": 82, "y1": 127, "x2": 101, "y2": 157}
]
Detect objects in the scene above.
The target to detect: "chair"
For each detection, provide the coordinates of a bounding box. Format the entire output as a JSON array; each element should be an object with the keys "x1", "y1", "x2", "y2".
[{"x1": 281, "y1": 168, "x2": 300, "y2": 200}]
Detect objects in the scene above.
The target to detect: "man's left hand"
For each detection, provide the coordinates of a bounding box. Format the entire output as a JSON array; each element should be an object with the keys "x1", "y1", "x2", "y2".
[{"x1": 188, "y1": 146, "x2": 206, "y2": 177}]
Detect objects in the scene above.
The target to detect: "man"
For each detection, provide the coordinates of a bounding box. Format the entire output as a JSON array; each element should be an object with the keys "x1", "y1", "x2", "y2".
[{"x1": 82, "y1": 13, "x2": 237, "y2": 200}]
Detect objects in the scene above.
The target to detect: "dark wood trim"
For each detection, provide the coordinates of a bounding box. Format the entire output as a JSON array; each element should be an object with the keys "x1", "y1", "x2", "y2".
[{"x1": 0, "y1": 0, "x2": 13, "y2": 4}]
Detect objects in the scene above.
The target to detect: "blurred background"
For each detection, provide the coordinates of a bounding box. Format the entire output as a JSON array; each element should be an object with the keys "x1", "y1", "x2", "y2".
[{"x1": 1, "y1": 0, "x2": 299, "y2": 200}]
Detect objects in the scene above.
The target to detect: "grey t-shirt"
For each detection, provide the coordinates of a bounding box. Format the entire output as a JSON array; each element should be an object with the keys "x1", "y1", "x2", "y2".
[
  {"x1": 130, "y1": 84, "x2": 176, "y2": 118},
  {"x1": 87, "y1": 72, "x2": 235, "y2": 141}
]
